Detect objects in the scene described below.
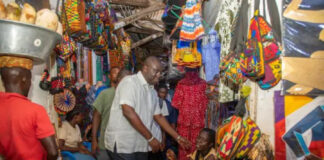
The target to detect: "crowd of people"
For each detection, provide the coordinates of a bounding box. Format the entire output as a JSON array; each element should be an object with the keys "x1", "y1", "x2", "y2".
[{"x1": 0, "y1": 56, "x2": 218, "y2": 160}]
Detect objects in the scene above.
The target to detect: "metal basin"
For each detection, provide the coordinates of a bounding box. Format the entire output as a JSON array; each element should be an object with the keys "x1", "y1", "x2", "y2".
[{"x1": 0, "y1": 19, "x2": 62, "y2": 63}]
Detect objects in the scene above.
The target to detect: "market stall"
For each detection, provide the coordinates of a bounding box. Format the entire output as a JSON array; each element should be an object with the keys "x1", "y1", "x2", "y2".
[{"x1": 0, "y1": 0, "x2": 323, "y2": 159}]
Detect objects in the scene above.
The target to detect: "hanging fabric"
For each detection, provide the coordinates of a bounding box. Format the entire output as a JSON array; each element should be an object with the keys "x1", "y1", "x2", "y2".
[
  {"x1": 215, "y1": 0, "x2": 242, "y2": 103},
  {"x1": 180, "y1": 0, "x2": 205, "y2": 41},
  {"x1": 63, "y1": 0, "x2": 87, "y2": 34},
  {"x1": 83, "y1": 47, "x2": 89, "y2": 82},
  {"x1": 91, "y1": 50, "x2": 97, "y2": 84},
  {"x1": 57, "y1": 33, "x2": 76, "y2": 61},
  {"x1": 101, "y1": 55, "x2": 105, "y2": 82},
  {"x1": 108, "y1": 49, "x2": 123, "y2": 69},
  {"x1": 202, "y1": 29, "x2": 221, "y2": 81},
  {"x1": 220, "y1": 53, "x2": 246, "y2": 88},
  {"x1": 219, "y1": 0, "x2": 248, "y2": 88},
  {"x1": 173, "y1": 40, "x2": 202, "y2": 68},
  {"x1": 96, "y1": 54, "x2": 103, "y2": 82},
  {"x1": 172, "y1": 71, "x2": 208, "y2": 160},
  {"x1": 102, "y1": 54, "x2": 109, "y2": 85},
  {"x1": 76, "y1": 43, "x2": 82, "y2": 80}
]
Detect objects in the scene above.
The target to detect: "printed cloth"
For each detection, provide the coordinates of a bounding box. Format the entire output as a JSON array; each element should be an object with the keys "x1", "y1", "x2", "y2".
[
  {"x1": 187, "y1": 148, "x2": 217, "y2": 160},
  {"x1": 214, "y1": 0, "x2": 242, "y2": 102},
  {"x1": 274, "y1": 91, "x2": 324, "y2": 160},
  {"x1": 180, "y1": 0, "x2": 205, "y2": 41},
  {"x1": 172, "y1": 72, "x2": 208, "y2": 160},
  {"x1": 85, "y1": 86, "x2": 97, "y2": 105},
  {"x1": 108, "y1": 49, "x2": 124, "y2": 69},
  {"x1": 0, "y1": 56, "x2": 33, "y2": 70},
  {"x1": 202, "y1": 30, "x2": 221, "y2": 82},
  {"x1": 173, "y1": 40, "x2": 202, "y2": 68}
]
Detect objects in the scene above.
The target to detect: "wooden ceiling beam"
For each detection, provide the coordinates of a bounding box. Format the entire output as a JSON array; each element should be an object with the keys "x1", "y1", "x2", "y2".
[
  {"x1": 126, "y1": 27, "x2": 158, "y2": 35},
  {"x1": 131, "y1": 32, "x2": 163, "y2": 49},
  {"x1": 114, "y1": 3, "x2": 165, "y2": 30},
  {"x1": 109, "y1": 0, "x2": 149, "y2": 7}
]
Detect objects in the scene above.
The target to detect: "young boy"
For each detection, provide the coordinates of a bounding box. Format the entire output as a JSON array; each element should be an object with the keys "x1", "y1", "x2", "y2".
[{"x1": 157, "y1": 84, "x2": 178, "y2": 159}]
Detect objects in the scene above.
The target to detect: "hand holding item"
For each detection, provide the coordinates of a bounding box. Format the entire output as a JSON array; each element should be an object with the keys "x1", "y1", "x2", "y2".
[
  {"x1": 177, "y1": 136, "x2": 191, "y2": 150},
  {"x1": 166, "y1": 149, "x2": 177, "y2": 160},
  {"x1": 79, "y1": 146, "x2": 92, "y2": 155},
  {"x1": 161, "y1": 140, "x2": 166, "y2": 151},
  {"x1": 91, "y1": 139, "x2": 98, "y2": 155},
  {"x1": 148, "y1": 137, "x2": 161, "y2": 153}
]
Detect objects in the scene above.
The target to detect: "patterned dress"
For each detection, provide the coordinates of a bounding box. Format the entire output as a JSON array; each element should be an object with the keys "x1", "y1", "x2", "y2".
[
  {"x1": 180, "y1": 0, "x2": 205, "y2": 41},
  {"x1": 172, "y1": 72, "x2": 208, "y2": 160}
]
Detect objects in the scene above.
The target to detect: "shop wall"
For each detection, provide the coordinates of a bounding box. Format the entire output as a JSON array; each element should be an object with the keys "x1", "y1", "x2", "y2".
[
  {"x1": 27, "y1": 57, "x2": 57, "y2": 123},
  {"x1": 1, "y1": 0, "x2": 283, "y2": 148}
]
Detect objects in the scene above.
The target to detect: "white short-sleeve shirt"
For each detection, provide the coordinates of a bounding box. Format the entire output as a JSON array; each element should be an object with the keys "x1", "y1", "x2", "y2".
[
  {"x1": 150, "y1": 100, "x2": 169, "y2": 149},
  {"x1": 104, "y1": 72, "x2": 162, "y2": 153}
]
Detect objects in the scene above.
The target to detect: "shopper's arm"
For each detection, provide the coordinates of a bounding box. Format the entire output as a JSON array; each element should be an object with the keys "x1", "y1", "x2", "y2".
[
  {"x1": 162, "y1": 131, "x2": 166, "y2": 150},
  {"x1": 122, "y1": 104, "x2": 161, "y2": 152},
  {"x1": 91, "y1": 109, "x2": 101, "y2": 153},
  {"x1": 58, "y1": 139, "x2": 79, "y2": 152},
  {"x1": 78, "y1": 142, "x2": 92, "y2": 155},
  {"x1": 40, "y1": 135, "x2": 58, "y2": 160},
  {"x1": 154, "y1": 114, "x2": 191, "y2": 150}
]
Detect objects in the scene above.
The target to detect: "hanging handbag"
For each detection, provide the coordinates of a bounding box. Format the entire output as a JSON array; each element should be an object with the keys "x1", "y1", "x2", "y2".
[
  {"x1": 235, "y1": 117, "x2": 261, "y2": 159},
  {"x1": 240, "y1": 0, "x2": 282, "y2": 89},
  {"x1": 220, "y1": 53, "x2": 246, "y2": 86},
  {"x1": 56, "y1": 33, "x2": 76, "y2": 61},
  {"x1": 217, "y1": 115, "x2": 245, "y2": 160},
  {"x1": 239, "y1": 10, "x2": 266, "y2": 79},
  {"x1": 56, "y1": 0, "x2": 78, "y2": 61}
]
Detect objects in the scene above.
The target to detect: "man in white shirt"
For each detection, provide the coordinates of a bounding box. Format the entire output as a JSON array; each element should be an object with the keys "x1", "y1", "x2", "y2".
[
  {"x1": 149, "y1": 97, "x2": 169, "y2": 160},
  {"x1": 105, "y1": 56, "x2": 190, "y2": 160}
]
